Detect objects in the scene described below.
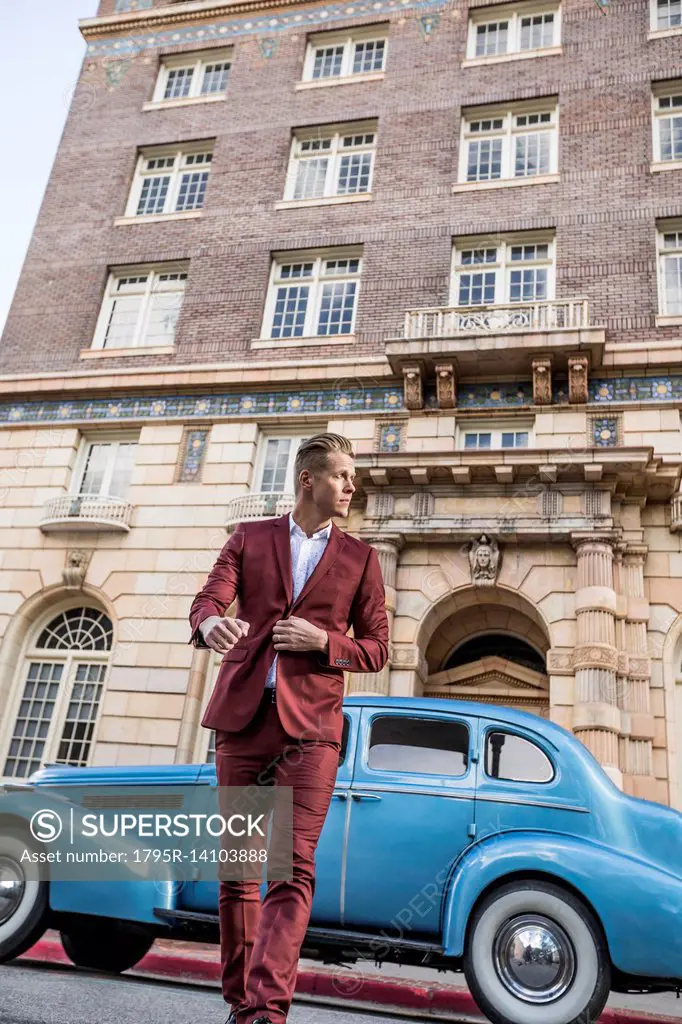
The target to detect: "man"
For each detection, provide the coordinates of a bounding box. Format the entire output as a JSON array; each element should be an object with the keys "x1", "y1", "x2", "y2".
[{"x1": 188, "y1": 432, "x2": 389, "y2": 1024}]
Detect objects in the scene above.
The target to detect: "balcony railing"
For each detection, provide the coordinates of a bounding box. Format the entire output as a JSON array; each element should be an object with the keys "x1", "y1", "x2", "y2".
[
  {"x1": 226, "y1": 491, "x2": 295, "y2": 529},
  {"x1": 404, "y1": 298, "x2": 590, "y2": 340},
  {"x1": 671, "y1": 494, "x2": 682, "y2": 532},
  {"x1": 40, "y1": 494, "x2": 133, "y2": 532}
]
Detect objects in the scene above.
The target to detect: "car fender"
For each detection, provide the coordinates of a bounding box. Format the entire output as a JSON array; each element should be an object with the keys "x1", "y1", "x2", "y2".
[
  {"x1": 49, "y1": 877, "x2": 179, "y2": 928},
  {"x1": 442, "y1": 830, "x2": 682, "y2": 980}
]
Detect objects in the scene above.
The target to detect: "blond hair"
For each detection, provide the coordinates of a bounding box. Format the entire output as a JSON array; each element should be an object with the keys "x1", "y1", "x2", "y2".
[{"x1": 294, "y1": 433, "x2": 355, "y2": 494}]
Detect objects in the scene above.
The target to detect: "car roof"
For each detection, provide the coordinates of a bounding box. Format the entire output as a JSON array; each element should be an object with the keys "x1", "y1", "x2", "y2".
[{"x1": 342, "y1": 695, "x2": 570, "y2": 748}]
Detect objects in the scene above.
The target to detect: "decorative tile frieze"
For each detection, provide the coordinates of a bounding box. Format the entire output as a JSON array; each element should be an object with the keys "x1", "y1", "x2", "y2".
[
  {"x1": 0, "y1": 386, "x2": 403, "y2": 426},
  {"x1": 374, "y1": 419, "x2": 405, "y2": 453},
  {"x1": 87, "y1": 0, "x2": 449, "y2": 58},
  {"x1": 115, "y1": 0, "x2": 152, "y2": 10},
  {"x1": 175, "y1": 427, "x2": 210, "y2": 482},
  {"x1": 457, "y1": 382, "x2": 534, "y2": 408},
  {"x1": 590, "y1": 377, "x2": 682, "y2": 402}
]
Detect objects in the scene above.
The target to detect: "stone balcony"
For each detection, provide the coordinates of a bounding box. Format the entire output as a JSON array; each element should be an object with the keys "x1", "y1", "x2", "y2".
[
  {"x1": 387, "y1": 298, "x2": 606, "y2": 392},
  {"x1": 40, "y1": 494, "x2": 134, "y2": 533},
  {"x1": 226, "y1": 491, "x2": 295, "y2": 530}
]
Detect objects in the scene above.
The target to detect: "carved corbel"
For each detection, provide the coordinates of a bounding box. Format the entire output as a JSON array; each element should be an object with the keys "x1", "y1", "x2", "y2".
[
  {"x1": 402, "y1": 365, "x2": 424, "y2": 410},
  {"x1": 568, "y1": 355, "x2": 589, "y2": 405},
  {"x1": 532, "y1": 357, "x2": 553, "y2": 405},
  {"x1": 435, "y1": 363, "x2": 456, "y2": 408}
]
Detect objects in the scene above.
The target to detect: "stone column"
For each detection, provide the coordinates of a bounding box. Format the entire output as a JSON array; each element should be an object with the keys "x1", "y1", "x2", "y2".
[
  {"x1": 175, "y1": 646, "x2": 211, "y2": 763},
  {"x1": 347, "y1": 534, "x2": 404, "y2": 696},
  {"x1": 617, "y1": 545, "x2": 656, "y2": 798},
  {"x1": 571, "y1": 533, "x2": 622, "y2": 787}
]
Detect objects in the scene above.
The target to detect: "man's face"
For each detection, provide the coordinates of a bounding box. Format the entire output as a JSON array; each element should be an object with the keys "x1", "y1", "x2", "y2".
[{"x1": 306, "y1": 451, "x2": 356, "y2": 518}]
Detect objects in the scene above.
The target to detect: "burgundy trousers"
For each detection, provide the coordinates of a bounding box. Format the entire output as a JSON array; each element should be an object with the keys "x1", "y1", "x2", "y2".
[{"x1": 214, "y1": 687, "x2": 341, "y2": 1024}]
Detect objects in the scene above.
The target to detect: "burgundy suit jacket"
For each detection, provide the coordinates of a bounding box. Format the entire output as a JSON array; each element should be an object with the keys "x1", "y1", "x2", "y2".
[{"x1": 188, "y1": 514, "x2": 389, "y2": 745}]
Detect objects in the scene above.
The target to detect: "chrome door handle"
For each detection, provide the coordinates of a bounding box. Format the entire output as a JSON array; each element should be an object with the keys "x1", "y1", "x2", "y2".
[
  {"x1": 351, "y1": 792, "x2": 382, "y2": 801},
  {"x1": 333, "y1": 791, "x2": 348, "y2": 801}
]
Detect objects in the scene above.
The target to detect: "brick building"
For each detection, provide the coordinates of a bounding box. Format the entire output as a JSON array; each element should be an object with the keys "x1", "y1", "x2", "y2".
[{"x1": 1, "y1": 0, "x2": 682, "y2": 804}]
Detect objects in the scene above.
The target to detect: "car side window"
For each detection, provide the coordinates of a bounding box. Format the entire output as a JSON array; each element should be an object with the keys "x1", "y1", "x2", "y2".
[
  {"x1": 485, "y1": 730, "x2": 554, "y2": 783},
  {"x1": 368, "y1": 715, "x2": 469, "y2": 777},
  {"x1": 338, "y1": 715, "x2": 350, "y2": 767}
]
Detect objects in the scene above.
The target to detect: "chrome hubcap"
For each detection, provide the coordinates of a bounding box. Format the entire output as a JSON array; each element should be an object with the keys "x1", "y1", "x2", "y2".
[
  {"x1": 0, "y1": 855, "x2": 26, "y2": 927},
  {"x1": 493, "y1": 914, "x2": 576, "y2": 1004}
]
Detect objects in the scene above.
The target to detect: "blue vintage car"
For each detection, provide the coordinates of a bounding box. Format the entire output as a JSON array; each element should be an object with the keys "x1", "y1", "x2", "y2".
[{"x1": 1, "y1": 696, "x2": 681, "y2": 1024}]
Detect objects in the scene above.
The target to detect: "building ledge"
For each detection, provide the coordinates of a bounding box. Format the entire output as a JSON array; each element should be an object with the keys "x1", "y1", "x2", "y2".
[
  {"x1": 452, "y1": 173, "x2": 559, "y2": 193},
  {"x1": 80, "y1": 345, "x2": 176, "y2": 359},
  {"x1": 461, "y1": 46, "x2": 562, "y2": 67},
  {"x1": 114, "y1": 211, "x2": 203, "y2": 226},
  {"x1": 250, "y1": 335, "x2": 356, "y2": 350},
  {"x1": 142, "y1": 94, "x2": 226, "y2": 112},
  {"x1": 650, "y1": 159, "x2": 682, "y2": 174},
  {"x1": 294, "y1": 71, "x2": 385, "y2": 91},
  {"x1": 275, "y1": 193, "x2": 372, "y2": 210}
]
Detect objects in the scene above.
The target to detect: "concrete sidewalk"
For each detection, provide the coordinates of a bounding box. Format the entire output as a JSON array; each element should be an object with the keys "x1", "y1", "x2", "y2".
[{"x1": 19, "y1": 930, "x2": 682, "y2": 1024}]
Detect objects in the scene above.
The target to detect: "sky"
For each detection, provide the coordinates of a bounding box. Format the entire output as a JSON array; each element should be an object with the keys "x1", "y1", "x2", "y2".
[{"x1": 0, "y1": 2, "x2": 100, "y2": 336}]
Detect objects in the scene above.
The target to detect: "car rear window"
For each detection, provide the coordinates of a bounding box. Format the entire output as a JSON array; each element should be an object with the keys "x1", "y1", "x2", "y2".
[
  {"x1": 485, "y1": 730, "x2": 554, "y2": 783},
  {"x1": 368, "y1": 715, "x2": 469, "y2": 777}
]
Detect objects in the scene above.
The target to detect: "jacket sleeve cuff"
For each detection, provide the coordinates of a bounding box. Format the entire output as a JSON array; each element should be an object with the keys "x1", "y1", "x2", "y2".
[{"x1": 188, "y1": 624, "x2": 210, "y2": 648}]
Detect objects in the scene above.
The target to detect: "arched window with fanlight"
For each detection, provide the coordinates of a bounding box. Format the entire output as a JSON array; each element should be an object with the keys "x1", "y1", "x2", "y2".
[{"x1": 1, "y1": 607, "x2": 113, "y2": 779}]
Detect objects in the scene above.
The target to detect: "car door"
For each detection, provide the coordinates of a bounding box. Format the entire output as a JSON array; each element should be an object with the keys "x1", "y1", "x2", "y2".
[
  {"x1": 341, "y1": 706, "x2": 477, "y2": 935},
  {"x1": 184, "y1": 710, "x2": 356, "y2": 919}
]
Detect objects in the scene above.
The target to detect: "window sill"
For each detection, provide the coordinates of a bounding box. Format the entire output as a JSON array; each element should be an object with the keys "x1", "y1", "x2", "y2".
[
  {"x1": 80, "y1": 345, "x2": 176, "y2": 359},
  {"x1": 648, "y1": 26, "x2": 682, "y2": 40},
  {"x1": 650, "y1": 160, "x2": 682, "y2": 173},
  {"x1": 655, "y1": 315, "x2": 682, "y2": 327},
  {"x1": 461, "y1": 46, "x2": 562, "y2": 67},
  {"x1": 114, "y1": 211, "x2": 203, "y2": 226},
  {"x1": 142, "y1": 94, "x2": 226, "y2": 111},
  {"x1": 250, "y1": 335, "x2": 356, "y2": 350},
  {"x1": 452, "y1": 173, "x2": 559, "y2": 193},
  {"x1": 295, "y1": 71, "x2": 384, "y2": 91},
  {"x1": 275, "y1": 193, "x2": 372, "y2": 210}
]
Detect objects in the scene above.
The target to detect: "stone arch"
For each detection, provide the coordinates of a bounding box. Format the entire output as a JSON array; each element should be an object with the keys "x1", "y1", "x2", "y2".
[{"x1": 0, "y1": 584, "x2": 117, "y2": 776}]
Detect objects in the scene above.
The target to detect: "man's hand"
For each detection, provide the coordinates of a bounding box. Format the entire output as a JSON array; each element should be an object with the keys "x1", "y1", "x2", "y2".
[
  {"x1": 200, "y1": 615, "x2": 250, "y2": 654},
  {"x1": 272, "y1": 616, "x2": 328, "y2": 653}
]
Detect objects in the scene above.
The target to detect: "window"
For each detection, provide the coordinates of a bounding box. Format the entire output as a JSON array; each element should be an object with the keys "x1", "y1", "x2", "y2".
[
  {"x1": 459, "y1": 101, "x2": 558, "y2": 184},
  {"x1": 653, "y1": 84, "x2": 682, "y2": 163},
  {"x1": 284, "y1": 122, "x2": 377, "y2": 201},
  {"x1": 302, "y1": 27, "x2": 388, "y2": 82},
  {"x1": 367, "y1": 715, "x2": 469, "y2": 776},
  {"x1": 262, "y1": 250, "x2": 362, "y2": 339},
  {"x1": 1, "y1": 608, "x2": 112, "y2": 779},
  {"x1": 125, "y1": 144, "x2": 214, "y2": 218},
  {"x1": 467, "y1": 3, "x2": 560, "y2": 59},
  {"x1": 652, "y1": 0, "x2": 681, "y2": 30},
  {"x1": 658, "y1": 223, "x2": 682, "y2": 316},
  {"x1": 485, "y1": 730, "x2": 554, "y2": 783},
  {"x1": 255, "y1": 434, "x2": 310, "y2": 493},
  {"x1": 450, "y1": 234, "x2": 555, "y2": 306},
  {"x1": 76, "y1": 439, "x2": 138, "y2": 499},
  {"x1": 92, "y1": 264, "x2": 188, "y2": 350},
  {"x1": 460, "y1": 425, "x2": 532, "y2": 449},
  {"x1": 151, "y1": 49, "x2": 232, "y2": 104}
]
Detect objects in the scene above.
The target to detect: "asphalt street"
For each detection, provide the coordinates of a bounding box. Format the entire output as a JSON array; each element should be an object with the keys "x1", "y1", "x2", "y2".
[{"x1": 0, "y1": 962, "x2": 478, "y2": 1024}]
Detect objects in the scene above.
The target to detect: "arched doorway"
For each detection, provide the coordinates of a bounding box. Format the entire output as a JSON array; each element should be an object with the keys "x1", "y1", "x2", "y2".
[{"x1": 421, "y1": 592, "x2": 550, "y2": 719}]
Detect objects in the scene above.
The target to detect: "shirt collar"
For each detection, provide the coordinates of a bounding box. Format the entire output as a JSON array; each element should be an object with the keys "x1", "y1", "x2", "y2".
[{"x1": 289, "y1": 511, "x2": 332, "y2": 540}]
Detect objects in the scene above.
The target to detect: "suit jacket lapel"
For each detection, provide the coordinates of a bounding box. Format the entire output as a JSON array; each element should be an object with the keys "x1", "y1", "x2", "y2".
[
  {"x1": 273, "y1": 514, "x2": 293, "y2": 606},
  {"x1": 290, "y1": 521, "x2": 346, "y2": 614}
]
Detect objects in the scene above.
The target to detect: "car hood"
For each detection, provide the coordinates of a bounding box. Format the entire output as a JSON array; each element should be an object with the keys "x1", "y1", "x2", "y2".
[{"x1": 28, "y1": 762, "x2": 202, "y2": 787}]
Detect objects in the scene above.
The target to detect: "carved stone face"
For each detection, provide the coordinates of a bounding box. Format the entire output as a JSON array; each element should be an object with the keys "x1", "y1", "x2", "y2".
[{"x1": 475, "y1": 546, "x2": 491, "y2": 568}]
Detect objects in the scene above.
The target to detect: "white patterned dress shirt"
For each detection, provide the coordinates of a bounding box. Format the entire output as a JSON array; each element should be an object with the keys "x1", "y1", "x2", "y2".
[{"x1": 265, "y1": 512, "x2": 332, "y2": 689}]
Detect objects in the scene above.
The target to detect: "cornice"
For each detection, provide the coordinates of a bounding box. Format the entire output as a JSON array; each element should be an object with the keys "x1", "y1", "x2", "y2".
[{"x1": 81, "y1": 1, "x2": 320, "y2": 37}]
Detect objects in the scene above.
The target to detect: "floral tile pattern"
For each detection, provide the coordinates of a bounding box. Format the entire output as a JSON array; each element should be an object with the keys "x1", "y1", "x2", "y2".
[{"x1": 176, "y1": 428, "x2": 210, "y2": 482}]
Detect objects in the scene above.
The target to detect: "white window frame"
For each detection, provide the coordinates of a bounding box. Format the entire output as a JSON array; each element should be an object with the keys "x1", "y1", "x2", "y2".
[
  {"x1": 91, "y1": 263, "x2": 189, "y2": 351},
  {"x1": 72, "y1": 433, "x2": 139, "y2": 499},
  {"x1": 302, "y1": 25, "x2": 388, "y2": 83},
  {"x1": 466, "y1": 1, "x2": 561, "y2": 61},
  {"x1": 457, "y1": 421, "x2": 535, "y2": 450},
  {"x1": 650, "y1": 0, "x2": 682, "y2": 32},
  {"x1": 261, "y1": 247, "x2": 362, "y2": 340},
  {"x1": 0, "y1": 604, "x2": 112, "y2": 783},
  {"x1": 449, "y1": 232, "x2": 556, "y2": 307},
  {"x1": 283, "y1": 120, "x2": 377, "y2": 201},
  {"x1": 657, "y1": 219, "x2": 682, "y2": 319},
  {"x1": 124, "y1": 142, "x2": 214, "y2": 219},
  {"x1": 652, "y1": 80, "x2": 682, "y2": 166},
  {"x1": 458, "y1": 99, "x2": 559, "y2": 185},
  {"x1": 150, "y1": 49, "x2": 233, "y2": 106},
  {"x1": 254, "y1": 433, "x2": 311, "y2": 494}
]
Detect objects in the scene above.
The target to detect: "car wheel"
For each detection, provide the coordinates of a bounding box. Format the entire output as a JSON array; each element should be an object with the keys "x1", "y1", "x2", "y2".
[
  {"x1": 60, "y1": 920, "x2": 155, "y2": 973},
  {"x1": 0, "y1": 831, "x2": 49, "y2": 963},
  {"x1": 464, "y1": 880, "x2": 611, "y2": 1024}
]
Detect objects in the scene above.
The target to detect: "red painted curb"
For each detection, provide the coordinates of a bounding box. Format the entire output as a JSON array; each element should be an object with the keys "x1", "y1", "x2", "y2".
[{"x1": 17, "y1": 936, "x2": 681, "y2": 1024}]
